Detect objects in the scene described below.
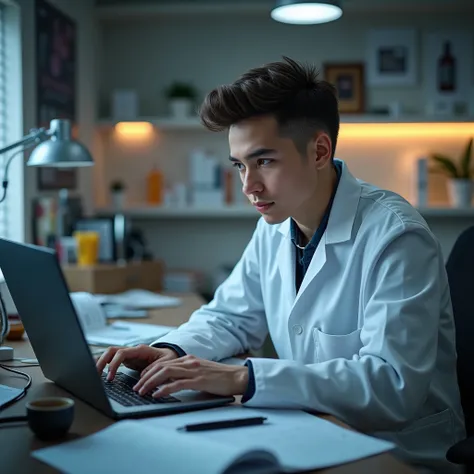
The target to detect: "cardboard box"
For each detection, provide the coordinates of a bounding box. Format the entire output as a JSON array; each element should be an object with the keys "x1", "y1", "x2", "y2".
[{"x1": 62, "y1": 260, "x2": 164, "y2": 294}]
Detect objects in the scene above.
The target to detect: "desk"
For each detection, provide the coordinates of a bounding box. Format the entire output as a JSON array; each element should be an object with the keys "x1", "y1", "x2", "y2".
[{"x1": 0, "y1": 293, "x2": 416, "y2": 474}]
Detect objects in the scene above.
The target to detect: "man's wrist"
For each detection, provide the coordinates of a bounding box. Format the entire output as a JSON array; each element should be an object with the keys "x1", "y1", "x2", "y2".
[
  {"x1": 151, "y1": 342, "x2": 186, "y2": 358},
  {"x1": 235, "y1": 365, "x2": 250, "y2": 395}
]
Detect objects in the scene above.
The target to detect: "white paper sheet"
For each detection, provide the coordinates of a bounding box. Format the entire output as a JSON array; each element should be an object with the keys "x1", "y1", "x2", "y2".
[
  {"x1": 136, "y1": 406, "x2": 395, "y2": 471},
  {"x1": 32, "y1": 406, "x2": 395, "y2": 474},
  {"x1": 32, "y1": 420, "x2": 278, "y2": 474},
  {"x1": 0, "y1": 384, "x2": 23, "y2": 409},
  {"x1": 95, "y1": 289, "x2": 181, "y2": 309},
  {"x1": 84, "y1": 321, "x2": 174, "y2": 346}
]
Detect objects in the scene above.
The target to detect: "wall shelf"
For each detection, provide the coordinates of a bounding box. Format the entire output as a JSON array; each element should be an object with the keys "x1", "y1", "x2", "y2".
[
  {"x1": 96, "y1": 115, "x2": 474, "y2": 132},
  {"x1": 95, "y1": 205, "x2": 259, "y2": 219},
  {"x1": 94, "y1": 205, "x2": 474, "y2": 219},
  {"x1": 96, "y1": 117, "x2": 207, "y2": 131}
]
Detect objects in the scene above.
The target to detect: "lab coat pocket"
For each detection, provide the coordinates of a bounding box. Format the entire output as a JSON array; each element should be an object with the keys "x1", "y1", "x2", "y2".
[{"x1": 314, "y1": 327, "x2": 362, "y2": 363}]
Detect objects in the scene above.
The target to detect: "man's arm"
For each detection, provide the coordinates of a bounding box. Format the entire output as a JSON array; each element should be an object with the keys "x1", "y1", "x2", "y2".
[
  {"x1": 151, "y1": 218, "x2": 268, "y2": 362},
  {"x1": 242, "y1": 224, "x2": 445, "y2": 432}
]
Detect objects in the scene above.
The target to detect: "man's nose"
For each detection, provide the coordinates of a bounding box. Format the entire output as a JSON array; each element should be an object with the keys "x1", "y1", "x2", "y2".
[{"x1": 242, "y1": 170, "x2": 263, "y2": 196}]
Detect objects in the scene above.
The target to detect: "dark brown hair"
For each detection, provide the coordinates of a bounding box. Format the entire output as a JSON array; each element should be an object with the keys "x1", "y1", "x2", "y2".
[{"x1": 199, "y1": 56, "x2": 340, "y2": 158}]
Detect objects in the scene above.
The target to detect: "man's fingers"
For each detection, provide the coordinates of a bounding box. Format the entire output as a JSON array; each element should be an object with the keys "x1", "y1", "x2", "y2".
[
  {"x1": 140, "y1": 355, "x2": 198, "y2": 378},
  {"x1": 136, "y1": 366, "x2": 192, "y2": 395},
  {"x1": 96, "y1": 347, "x2": 120, "y2": 374},
  {"x1": 106, "y1": 347, "x2": 141, "y2": 380}
]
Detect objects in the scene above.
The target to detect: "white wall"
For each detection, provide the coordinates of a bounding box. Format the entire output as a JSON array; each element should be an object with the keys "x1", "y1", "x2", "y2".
[
  {"x1": 97, "y1": 10, "x2": 474, "y2": 117},
  {"x1": 95, "y1": 7, "x2": 474, "y2": 288},
  {"x1": 17, "y1": 0, "x2": 97, "y2": 242}
]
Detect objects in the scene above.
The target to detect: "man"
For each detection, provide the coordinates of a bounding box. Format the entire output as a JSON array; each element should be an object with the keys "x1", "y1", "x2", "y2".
[{"x1": 97, "y1": 57, "x2": 465, "y2": 473}]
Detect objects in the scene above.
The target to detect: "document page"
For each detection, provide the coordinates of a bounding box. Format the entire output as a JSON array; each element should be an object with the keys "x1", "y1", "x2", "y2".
[
  {"x1": 32, "y1": 420, "x2": 278, "y2": 474},
  {"x1": 137, "y1": 406, "x2": 395, "y2": 471}
]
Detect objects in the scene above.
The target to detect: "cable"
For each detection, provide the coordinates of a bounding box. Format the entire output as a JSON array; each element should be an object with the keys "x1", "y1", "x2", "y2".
[
  {"x1": 0, "y1": 146, "x2": 28, "y2": 204},
  {"x1": 0, "y1": 363, "x2": 32, "y2": 411},
  {"x1": 0, "y1": 277, "x2": 9, "y2": 345},
  {"x1": 0, "y1": 415, "x2": 27, "y2": 424},
  {"x1": 1, "y1": 363, "x2": 39, "y2": 368}
]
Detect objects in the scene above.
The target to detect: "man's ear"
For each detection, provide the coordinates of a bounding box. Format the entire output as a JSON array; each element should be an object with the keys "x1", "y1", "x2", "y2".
[{"x1": 310, "y1": 132, "x2": 332, "y2": 170}]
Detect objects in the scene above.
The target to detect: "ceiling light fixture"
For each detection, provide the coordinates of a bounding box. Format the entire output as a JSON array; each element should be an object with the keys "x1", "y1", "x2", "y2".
[{"x1": 271, "y1": 0, "x2": 343, "y2": 25}]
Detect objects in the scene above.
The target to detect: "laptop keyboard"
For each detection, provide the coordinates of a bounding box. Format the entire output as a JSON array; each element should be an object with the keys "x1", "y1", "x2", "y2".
[{"x1": 102, "y1": 372, "x2": 181, "y2": 406}]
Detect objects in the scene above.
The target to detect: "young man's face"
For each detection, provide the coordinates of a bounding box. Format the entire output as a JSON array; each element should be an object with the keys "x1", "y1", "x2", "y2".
[{"x1": 228, "y1": 115, "x2": 327, "y2": 225}]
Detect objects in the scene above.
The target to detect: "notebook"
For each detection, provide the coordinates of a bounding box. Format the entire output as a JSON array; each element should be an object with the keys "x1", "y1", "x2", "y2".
[{"x1": 32, "y1": 407, "x2": 395, "y2": 474}]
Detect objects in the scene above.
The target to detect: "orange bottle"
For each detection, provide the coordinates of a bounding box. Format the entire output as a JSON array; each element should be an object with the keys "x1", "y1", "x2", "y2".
[{"x1": 147, "y1": 165, "x2": 164, "y2": 205}]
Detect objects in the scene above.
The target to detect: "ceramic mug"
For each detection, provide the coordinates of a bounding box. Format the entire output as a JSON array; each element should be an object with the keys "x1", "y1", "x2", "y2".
[{"x1": 26, "y1": 397, "x2": 75, "y2": 440}]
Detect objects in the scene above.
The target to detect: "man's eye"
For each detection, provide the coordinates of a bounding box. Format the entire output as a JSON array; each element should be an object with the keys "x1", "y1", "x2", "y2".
[
  {"x1": 257, "y1": 159, "x2": 272, "y2": 166},
  {"x1": 232, "y1": 162, "x2": 245, "y2": 171}
]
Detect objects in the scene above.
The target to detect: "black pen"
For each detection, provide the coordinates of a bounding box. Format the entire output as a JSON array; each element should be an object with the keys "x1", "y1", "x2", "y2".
[{"x1": 179, "y1": 416, "x2": 267, "y2": 432}]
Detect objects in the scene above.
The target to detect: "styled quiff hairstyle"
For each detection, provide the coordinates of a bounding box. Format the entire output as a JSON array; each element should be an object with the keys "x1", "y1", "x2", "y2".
[{"x1": 199, "y1": 56, "x2": 340, "y2": 158}]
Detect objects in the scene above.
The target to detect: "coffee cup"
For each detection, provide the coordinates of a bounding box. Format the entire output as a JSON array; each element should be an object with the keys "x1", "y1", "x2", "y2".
[{"x1": 26, "y1": 397, "x2": 75, "y2": 440}]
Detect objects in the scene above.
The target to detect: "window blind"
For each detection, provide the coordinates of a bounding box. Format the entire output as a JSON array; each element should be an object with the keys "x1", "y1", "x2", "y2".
[{"x1": 0, "y1": 4, "x2": 8, "y2": 238}]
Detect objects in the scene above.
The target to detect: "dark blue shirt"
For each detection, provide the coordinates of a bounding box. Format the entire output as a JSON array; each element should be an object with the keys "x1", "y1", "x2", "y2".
[{"x1": 291, "y1": 161, "x2": 342, "y2": 292}]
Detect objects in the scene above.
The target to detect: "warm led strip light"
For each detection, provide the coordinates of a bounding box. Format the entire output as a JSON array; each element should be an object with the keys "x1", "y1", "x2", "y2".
[
  {"x1": 340, "y1": 122, "x2": 474, "y2": 139},
  {"x1": 114, "y1": 122, "x2": 154, "y2": 138},
  {"x1": 112, "y1": 121, "x2": 474, "y2": 140}
]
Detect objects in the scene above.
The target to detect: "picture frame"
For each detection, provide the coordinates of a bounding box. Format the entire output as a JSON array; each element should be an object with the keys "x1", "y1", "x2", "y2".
[
  {"x1": 423, "y1": 30, "x2": 473, "y2": 118},
  {"x1": 35, "y1": 0, "x2": 78, "y2": 190},
  {"x1": 366, "y1": 28, "x2": 417, "y2": 86},
  {"x1": 323, "y1": 63, "x2": 365, "y2": 114}
]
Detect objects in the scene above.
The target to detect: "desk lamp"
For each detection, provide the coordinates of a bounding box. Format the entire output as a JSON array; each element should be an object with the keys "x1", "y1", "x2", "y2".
[{"x1": 0, "y1": 119, "x2": 94, "y2": 360}]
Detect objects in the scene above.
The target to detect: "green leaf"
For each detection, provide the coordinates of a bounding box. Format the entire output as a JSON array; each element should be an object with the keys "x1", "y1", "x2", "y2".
[
  {"x1": 459, "y1": 137, "x2": 473, "y2": 179},
  {"x1": 430, "y1": 154, "x2": 459, "y2": 178}
]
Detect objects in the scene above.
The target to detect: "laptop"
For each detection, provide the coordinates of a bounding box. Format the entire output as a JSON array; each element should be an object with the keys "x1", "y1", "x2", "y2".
[{"x1": 0, "y1": 238, "x2": 235, "y2": 418}]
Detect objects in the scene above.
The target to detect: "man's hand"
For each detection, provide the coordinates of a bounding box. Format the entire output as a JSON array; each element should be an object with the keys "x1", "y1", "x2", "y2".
[
  {"x1": 96, "y1": 345, "x2": 179, "y2": 381},
  {"x1": 132, "y1": 355, "x2": 249, "y2": 398}
]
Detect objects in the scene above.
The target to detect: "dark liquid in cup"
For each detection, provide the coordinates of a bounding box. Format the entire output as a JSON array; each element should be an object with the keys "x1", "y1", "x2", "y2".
[{"x1": 29, "y1": 399, "x2": 70, "y2": 409}]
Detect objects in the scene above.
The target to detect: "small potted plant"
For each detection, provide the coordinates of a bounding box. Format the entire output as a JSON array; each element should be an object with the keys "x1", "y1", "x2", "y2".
[
  {"x1": 430, "y1": 137, "x2": 473, "y2": 208},
  {"x1": 165, "y1": 81, "x2": 198, "y2": 118},
  {"x1": 110, "y1": 180, "x2": 126, "y2": 210}
]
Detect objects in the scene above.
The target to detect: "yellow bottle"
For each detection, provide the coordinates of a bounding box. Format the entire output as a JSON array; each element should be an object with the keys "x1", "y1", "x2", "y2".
[{"x1": 147, "y1": 165, "x2": 163, "y2": 205}]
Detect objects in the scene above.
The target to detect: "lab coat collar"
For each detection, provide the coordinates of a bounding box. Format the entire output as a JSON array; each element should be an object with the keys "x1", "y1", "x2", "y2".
[{"x1": 277, "y1": 159, "x2": 361, "y2": 245}]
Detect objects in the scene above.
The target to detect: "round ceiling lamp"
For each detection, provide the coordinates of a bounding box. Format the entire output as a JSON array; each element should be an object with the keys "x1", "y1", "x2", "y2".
[{"x1": 271, "y1": 0, "x2": 343, "y2": 25}]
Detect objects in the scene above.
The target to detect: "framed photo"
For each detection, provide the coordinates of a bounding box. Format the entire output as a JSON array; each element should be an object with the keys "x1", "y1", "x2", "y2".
[
  {"x1": 423, "y1": 31, "x2": 473, "y2": 117},
  {"x1": 35, "y1": 0, "x2": 78, "y2": 190},
  {"x1": 366, "y1": 29, "x2": 417, "y2": 86},
  {"x1": 323, "y1": 63, "x2": 365, "y2": 114}
]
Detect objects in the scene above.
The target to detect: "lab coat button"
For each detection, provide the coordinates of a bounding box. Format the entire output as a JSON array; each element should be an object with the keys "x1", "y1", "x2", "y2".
[{"x1": 293, "y1": 324, "x2": 303, "y2": 335}]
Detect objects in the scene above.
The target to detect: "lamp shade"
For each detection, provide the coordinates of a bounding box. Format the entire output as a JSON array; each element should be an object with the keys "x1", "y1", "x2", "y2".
[
  {"x1": 26, "y1": 119, "x2": 94, "y2": 168},
  {"x1": 271, "y1": 0, "x2": 343, "y2": 25}
]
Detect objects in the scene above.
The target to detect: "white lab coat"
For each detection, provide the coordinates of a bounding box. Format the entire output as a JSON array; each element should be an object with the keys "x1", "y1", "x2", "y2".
[{"x1": 154, "y1": 160, "x2": 465, "y2": 473}]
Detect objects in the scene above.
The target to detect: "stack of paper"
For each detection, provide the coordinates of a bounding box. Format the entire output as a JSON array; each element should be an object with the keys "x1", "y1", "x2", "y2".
[
  {"x1": 70, "y1": 292, "x2": 175, "y2": 346},
  {"x1": 95, "y1": 289, "x2": 181, "y2": 309}
]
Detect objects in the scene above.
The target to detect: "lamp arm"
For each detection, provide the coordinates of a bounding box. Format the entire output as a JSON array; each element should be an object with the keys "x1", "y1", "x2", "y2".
[
  {"x1": 0, "y1": 128, "x2": 49, "y2": 156},
  {"x1": 0, "y1": 128, "x2": 50, "y2": 205}
]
